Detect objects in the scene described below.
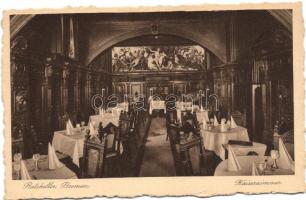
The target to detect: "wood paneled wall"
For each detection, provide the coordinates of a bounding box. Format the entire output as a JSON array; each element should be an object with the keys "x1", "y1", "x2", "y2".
[{"x1": 10, "y1": 16, "x2": 112, "y2": 157}]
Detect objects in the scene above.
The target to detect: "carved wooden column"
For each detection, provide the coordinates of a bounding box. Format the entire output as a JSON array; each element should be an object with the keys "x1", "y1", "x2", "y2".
[
  {"x1": 61, "y1": 62, "x2": 69, "y2": 113},
  {"x1": 11, "y1": 36, "x2": 29, "y2": 157},
  {"x1": 41, "y1": 57, "x2": 54, "y2": 142},
  {"x1": 73, "y1": 68, "x2": 81, "y2": 113},
  {"x1": 84, "y1": 71, "x2": 92, "y2": 117}
]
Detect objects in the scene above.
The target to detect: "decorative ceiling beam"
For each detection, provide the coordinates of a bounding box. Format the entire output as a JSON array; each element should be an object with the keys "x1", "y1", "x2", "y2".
[
  {"x1": 10, "y1": 15, "x2": 35, "y2": 39},
  {"x1": 266, "y1": 10, "x2": 292, "y2": 32}
]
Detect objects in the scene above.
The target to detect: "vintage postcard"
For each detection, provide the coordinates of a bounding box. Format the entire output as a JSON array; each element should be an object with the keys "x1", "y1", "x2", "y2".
[{"x1": 3, "y1": 2, "x2": 305, "y2": 199}]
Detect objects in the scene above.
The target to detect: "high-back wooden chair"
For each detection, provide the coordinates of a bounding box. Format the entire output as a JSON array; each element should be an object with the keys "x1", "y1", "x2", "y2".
[
  {"x1": 81, "y1": 134, "x2": 107, "y2": 178},
  {"x1": 103, "y1": 115, "x2": 123, "y2": 177},
  {"x1": 118, "y1": 111, "x2": 132, "y2": 157},
  {"x1": 231, "y1": 110, "x2": 246, "y2": 127},
  {"x1": 166, "y1": 123, "x2": 181, "y2": 175},
  {"x1": 181, "y1": 111, "x2": 197, "y2": 127}
]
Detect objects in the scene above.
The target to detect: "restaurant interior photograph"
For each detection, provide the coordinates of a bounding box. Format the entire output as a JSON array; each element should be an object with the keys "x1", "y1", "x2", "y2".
[{"x1": 10, "y1": 10, "x2": 294, "y2": 179}]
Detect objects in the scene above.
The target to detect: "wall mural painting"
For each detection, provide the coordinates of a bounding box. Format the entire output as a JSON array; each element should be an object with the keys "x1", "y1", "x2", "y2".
[{"x1": 112, "y1": 45, "x2": 206, "y2": 72}]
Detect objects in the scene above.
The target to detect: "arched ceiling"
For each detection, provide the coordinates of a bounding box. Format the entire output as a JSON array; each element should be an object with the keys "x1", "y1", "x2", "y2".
[
  {"x1": 82, "y1": 13, "x2": 228, "y2": 65},
  {"x1": 10, "y1": 10, "x2": 293, "y2": 66}
]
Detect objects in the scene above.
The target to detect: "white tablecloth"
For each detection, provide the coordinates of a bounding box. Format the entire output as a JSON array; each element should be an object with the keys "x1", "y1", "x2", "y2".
[
  {"x1": 214, "y1": 156, "x2": 294, "y2": 176},
  {"x1": 109, "y1": 102, "x2": 128, "y2": 114},
  {"x1": 195, "y1": 110, "x2": 209, "y2": 122},
  {"x1": 176, "y1": 101, "x2": 193, "y2": 111},
  {"x1": 219, "y1": 142, "x2": 267, "y2": 160},
  {"x1": 52, "y1": 128, "x2": 86, "y2": 167},
  {"x1": 201, "y1": 125, "x2": 250, "y2": 157},
  {"x1": 89, "y1": 113, "x2": 120, "y2": 127},
  {"x1": 149, "y1": 100, "x2": 166, "y2": 115},
  {"x1": 13, "y1": 155, "x2": 77, "y2": 179},
  {"x1": 53, "y1": 123, "x2": 123, "y2": 167}
]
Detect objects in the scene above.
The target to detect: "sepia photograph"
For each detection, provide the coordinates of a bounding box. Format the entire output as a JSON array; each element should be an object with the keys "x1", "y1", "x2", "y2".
[{"x1": 3, "y1": 2, "x2": 305, "y2": 199}]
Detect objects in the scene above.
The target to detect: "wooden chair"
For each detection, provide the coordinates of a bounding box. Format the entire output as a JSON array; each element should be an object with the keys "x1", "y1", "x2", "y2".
[
  {"x1": 231, "y1": 110, "x2": 246, "y2": 127},
  {"x1": 168, "y1": 124, "x2": 216, "y2": 176},
  {"x1": 81, "y1": 134, "x2": 107, "y2": 178},
  {"x1": 181, "y1": 111, "x2": 198, "y2": 127},
  {"x1": 103, "y1": 121, "x2": 122, "y2": 177},
  {"x1": 165, "y1": 111, "x2": 176, "y2": 141},
  {"x1": 166, "y1": 123, "x2": 181, "y2": 175},
  {"x1": 119, "y1": 112, "x2": 132, "y2": 159}
]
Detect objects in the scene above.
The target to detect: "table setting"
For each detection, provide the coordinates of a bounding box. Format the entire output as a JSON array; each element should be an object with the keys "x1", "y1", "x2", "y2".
[
  {"x1": 149, "y1": 99, "x2": 166, "y2": 115},
  {"x1": 52, "y1": 119, "x2": 88, "y2": 167},
  {"x1": 214, "y1": 138, "x2": 294, "y2": 176},
  {"x1": 199, "y1": 115, "x2": 250, "y2": 157},
  {"x1": 12, "y1": 143, "x2": 77, "y2": 180}
]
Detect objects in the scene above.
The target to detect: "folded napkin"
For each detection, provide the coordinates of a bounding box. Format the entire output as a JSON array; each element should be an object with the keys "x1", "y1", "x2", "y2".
[
  {"x1": 66, "y1": 121, "x2": 72, "y2": 135},
  {"x1": 203, "y1": 111, "x2": 209, "y2": 122},
  {"x1": 220, "y1": 123, "x2": 227, "y2": 132},
  {"x1": 252, "y1": 162, "x2": 259, "y2": 176},
  {"x1": 230, "y1": 116, "x2": 237, "y2": 128},
  {"x1": 227, "y1": 145, "x2": 242, "y2": 171},
  {"x1": 89, "y1": 121, "x2": 96, "y2": 136},
  {"x1": 48, "y1": 143, "x2": 64, "y2": 170},
  {"x1": 72, "y1": 142, "x2": 80, "y2": 167},
  {"x1": 278, "y1": 138, "x2": 294, "y2": 170},
  {"x1": 177, "y1": 109, "x2": 181, "y2": 122},
  {"x1": 20, "y1": 160, "x2": 31, "y2": 180},
  {"x1": 99, "y1": 107, "x2": 104, "y2": 116},
  {"x1": 68, "y1": 119, "x2": 74, "y2": 128},
  {"x1": 202, "y1": 118, "x2": 208, "y2": 130},
  {"x1": 214, "y1": 115, "x2": 219, "y2": 126}
]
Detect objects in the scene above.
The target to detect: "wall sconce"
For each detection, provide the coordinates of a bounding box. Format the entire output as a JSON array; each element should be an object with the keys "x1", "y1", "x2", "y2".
[{"x1": 151, "y1": 24, "x2": 159, "y2": 39}]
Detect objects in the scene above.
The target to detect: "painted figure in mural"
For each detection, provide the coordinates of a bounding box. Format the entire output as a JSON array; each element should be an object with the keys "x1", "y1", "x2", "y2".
[
  {"x1": 148, "y1": 54, "x2": 159, "y2": 70},
  {"x1": 112, "y1": 45, "x2": 206, "y2": 72}
]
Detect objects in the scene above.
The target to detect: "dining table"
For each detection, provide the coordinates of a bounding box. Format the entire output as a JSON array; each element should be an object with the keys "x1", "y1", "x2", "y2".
[
  {"x1": 195, "y1": 110, "x2": 209, "y2": 122},
  {"x1": 12, "y1": 155, "x2": 77, "y2": 180},
  {"x1": 52, "y1": 127, "x2": 86, "y2": 167},
  {"x1": 89, "y1": 113, "x2": 121, "y2": 127},
  {"x1": 149, "y1": 100, "x2": 166, "y2": 115},
  {"x1": 220, "y1": 142, "x2": 267, "y2": 160},
  {"x1": 214, "y1": 155, "x2": 294, "y2": 176},
  {"x1": 176, "y1": 101, "x2": 193, "y2": 111},
  {"x1": 200, "y1": 124, "x2": 250, "y2": 157},
  {"x1": 52, "y1": 112, "x2": 123, "y2": 167}
]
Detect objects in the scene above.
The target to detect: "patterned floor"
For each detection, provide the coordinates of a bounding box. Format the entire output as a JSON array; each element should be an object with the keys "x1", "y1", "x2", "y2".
[{"x1": 139, "y1": 117, "x2": 176, "y2": 177}]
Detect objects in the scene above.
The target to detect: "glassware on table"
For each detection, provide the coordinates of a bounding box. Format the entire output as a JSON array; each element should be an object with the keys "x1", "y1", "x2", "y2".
[
  {"x1": 13, "y1": 153, "x2": 22, "y2": 162},
  {"x1": 13, "y1": 162, "x2": 21, "y2": 180},
  {"x1": 270, "y1": 150, "x2": 280, "y2": 169},
  {"x1": 263, "y1": 158, "x2": 269, "y2": 170},
  {"x1": 32, "y1": 153, "x2": 41, "y2": 171},
  {"x1": 81, "y1": 121, "x2": 85, "y2": 127},
  {"x1": 258, "y1": 163, "x2": 265, "y2": 175},
  {"x1": 76, "y1": 123, "x2": 81, "y2": 133}
]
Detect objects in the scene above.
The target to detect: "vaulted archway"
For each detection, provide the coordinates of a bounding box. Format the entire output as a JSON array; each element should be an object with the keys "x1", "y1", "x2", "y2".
[{"x1": 85, "y1": 27, "x2": 226, "y2": 66}]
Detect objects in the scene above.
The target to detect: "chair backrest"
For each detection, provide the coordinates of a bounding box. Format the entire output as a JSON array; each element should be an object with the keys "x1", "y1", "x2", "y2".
[
  {"x1": 166, "y1": 123, "x2": 181, "y2": 174},
  {"x1": 165, "y1": 111, "x2": 176, "y2": 126},
  {"x1": 167, "y1": 123, "x2": 180, "y2": 143},
  {"x1": 103, "y1": 123, "x2": 119, "y2": 153},
  {"x1": 181, "y1": 111, "x2": 196, "y2": 127},
  {"x1": 118, "y1": 112, "x2": 132, "y2": 142},
  {"x1": 231, "y1": 110, "x2": 246, "y2": 127},
  {"x1": 178, "y1": 135, "x2": 204, "y2": 175},
  {"x1": 81, "y1": 135, "x2": 107, "y2": 178}
]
